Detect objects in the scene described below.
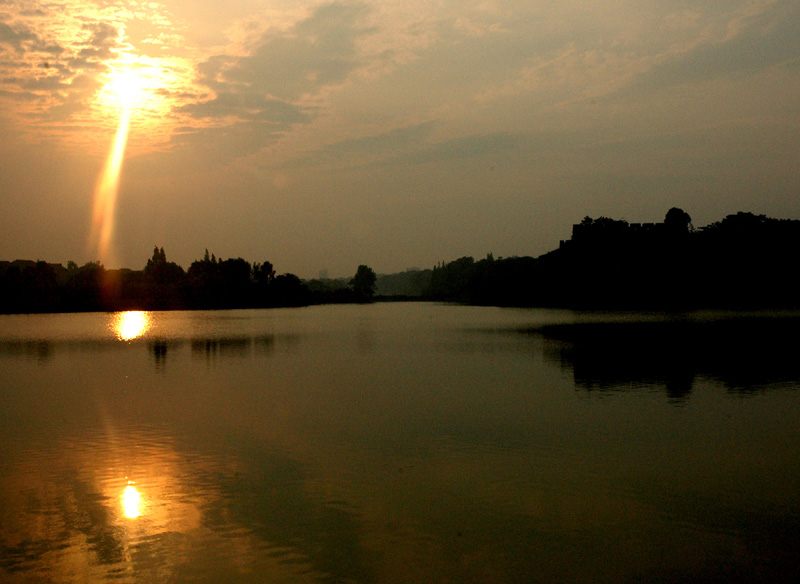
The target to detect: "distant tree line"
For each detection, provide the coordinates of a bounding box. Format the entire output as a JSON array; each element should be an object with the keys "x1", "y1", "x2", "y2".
[
  {"x1": 423, "y1": 210, "x2": 800, "y2": 309},
  {"x1": 0, "y1": 248, "x2": 378, "y2": 314},
  {"x1": 3, "y1": 209, "x2": 799, "y2": 313},
  {"x1": 305, "y1": 268, "x2": 432, "y2": 302}
]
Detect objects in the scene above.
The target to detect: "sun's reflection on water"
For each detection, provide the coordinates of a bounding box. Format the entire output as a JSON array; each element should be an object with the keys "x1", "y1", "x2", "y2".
[
  {"x1": 112, "y1": 311, "x2": 151, "y2": 341},
  {"x1": 121, "y1": 482, "x2": 141, "y2": 518}
]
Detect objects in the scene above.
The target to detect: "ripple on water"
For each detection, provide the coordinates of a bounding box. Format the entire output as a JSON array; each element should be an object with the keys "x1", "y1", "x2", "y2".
[{"x1": 0, "y1": 423, "x2": 323, "y2": 583}]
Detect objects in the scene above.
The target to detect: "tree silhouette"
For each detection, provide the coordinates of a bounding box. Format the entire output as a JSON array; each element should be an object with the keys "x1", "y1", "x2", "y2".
[
  {"x1": 272, "y1": 273, "x2": 309, "y2": 306},
  {"x1": 664, "y1": 208, "x2": 692, "y2": 234},
  {"x1": 144, "y1": 247, "x2": 185, "y2": 309},
  {"x1": 218, "y1": 258, "x2": 252, "y2": 306},
  {"x1": 350, "y1": 265, "x2": 377, "y2": 302},
  {"x1": 64, "y1": 262, "x2": 106, "y2": 311},
  {"x1": 253, "y1": 261, "x2": 276, "y2": 287},
  {"x1": 3, "y1": 208, "x2": 799, "y2": 313}
]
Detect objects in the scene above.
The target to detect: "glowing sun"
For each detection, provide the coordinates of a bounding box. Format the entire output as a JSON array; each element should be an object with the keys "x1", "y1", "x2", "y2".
[{"x1": 103, "y1": 66, "x2": 148, "y2": 111}]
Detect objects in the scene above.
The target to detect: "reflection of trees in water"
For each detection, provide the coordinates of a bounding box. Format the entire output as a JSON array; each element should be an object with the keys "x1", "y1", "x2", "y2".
[
  {"x1": 537, "y1": 317, "x2": 800, "y2": 400},
  {"x1": 0, "y1": 340, "x2": 53, "y2": 363},
  {"x1": 149, "y1": 339, "x2": 169, "y2": 369},
  {"x1": 192, "y1": 337, "x2": 250, "y2": 359},
  {"x1": 2, "y1": 335, "x2": 290, "y2": 371},
  {"x1": 190, "y1": 335, "x2": 276, "y2": 361}
]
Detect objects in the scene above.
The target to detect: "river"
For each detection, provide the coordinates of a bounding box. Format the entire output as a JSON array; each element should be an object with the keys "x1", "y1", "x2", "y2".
[{"x1": 1, "y1": 303, "x2": 799, "y2": 583}]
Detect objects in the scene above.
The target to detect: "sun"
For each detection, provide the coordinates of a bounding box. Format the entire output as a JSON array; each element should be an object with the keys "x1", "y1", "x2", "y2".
[{"x1": 103, "y1": 66, "x2": 148, "y2": 110}]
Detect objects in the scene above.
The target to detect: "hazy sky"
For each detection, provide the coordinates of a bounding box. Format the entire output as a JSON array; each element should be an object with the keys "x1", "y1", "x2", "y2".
[{"x1": 2, "y1": 0, "x2": 799, "y2": 277}]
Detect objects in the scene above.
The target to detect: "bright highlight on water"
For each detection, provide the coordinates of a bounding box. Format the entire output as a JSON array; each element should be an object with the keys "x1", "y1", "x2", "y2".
[
  {"x1": 113, "y1": 311, "x2": 151, "y2": 341},
  {"x1": 122, "y1": 483, "x2": 141, "y2": 519}
]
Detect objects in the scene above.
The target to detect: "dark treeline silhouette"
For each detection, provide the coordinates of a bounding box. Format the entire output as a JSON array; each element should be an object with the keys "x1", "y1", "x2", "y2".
[
  {"x1": 0, "y1": 248, "x2": 376, "y2": 314},
  {"x1": 4, "y1": 209, "x2": 800, "y2": 313},
  {"x1": 424, "y1": 209, "x2": 800, "y2": 308}
]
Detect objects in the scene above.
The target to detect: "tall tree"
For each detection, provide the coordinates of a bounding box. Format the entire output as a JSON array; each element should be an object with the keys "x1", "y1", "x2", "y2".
[
  {"x1": 350, "y1": 265, "x2": 377, "y2": 302},
  {"x1": 143, "y1": 247, "x2": 185, "y2": 309}
]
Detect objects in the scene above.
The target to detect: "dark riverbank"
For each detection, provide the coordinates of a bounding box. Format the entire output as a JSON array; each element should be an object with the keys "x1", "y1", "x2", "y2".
[{"x1": 3, "y1": 209, "x2": 799, "y2": 314}]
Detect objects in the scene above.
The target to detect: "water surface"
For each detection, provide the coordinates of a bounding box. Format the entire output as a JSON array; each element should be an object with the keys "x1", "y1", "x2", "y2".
[{"x1": 1, "y1": 304, "x2": 799, "y2": 583}]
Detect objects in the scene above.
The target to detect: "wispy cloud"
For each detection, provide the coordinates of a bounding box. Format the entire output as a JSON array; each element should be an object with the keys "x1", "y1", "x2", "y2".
[
  {"x1": 175, "y1": 2, "x2": 372, "y2": 153},
  {"x1": 291, "y1": 122, "x2": 523, "y2": 170}
]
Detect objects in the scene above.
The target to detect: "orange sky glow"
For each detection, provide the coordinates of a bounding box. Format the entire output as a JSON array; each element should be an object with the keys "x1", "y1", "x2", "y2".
[{"x1": 1, "y1": 0, "x2": 799, "y2": 277}]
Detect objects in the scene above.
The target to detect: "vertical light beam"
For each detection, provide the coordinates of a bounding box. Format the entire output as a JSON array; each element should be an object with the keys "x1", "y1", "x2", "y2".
[{"x1": 89, "y1": 106, "x2": 131, "y2": 264}]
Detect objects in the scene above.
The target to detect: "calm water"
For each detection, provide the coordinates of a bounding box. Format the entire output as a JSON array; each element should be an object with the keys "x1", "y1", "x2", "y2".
[{"x1": 1, "y1": 303, "x2": 799, "y2": 583}]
